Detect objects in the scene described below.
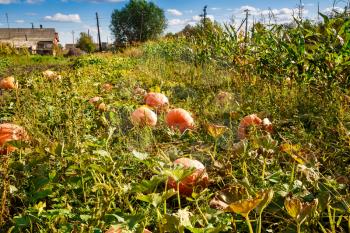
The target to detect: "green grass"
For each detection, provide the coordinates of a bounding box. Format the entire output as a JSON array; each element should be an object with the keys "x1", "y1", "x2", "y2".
[{"x1": 0, "y1": 14, "x2": 350, "y2": 232}]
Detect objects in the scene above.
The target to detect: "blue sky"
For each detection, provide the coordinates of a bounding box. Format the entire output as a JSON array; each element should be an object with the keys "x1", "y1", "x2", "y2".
[{"x1": 0, "y1": 0, "x2": 348, "y2": 45}]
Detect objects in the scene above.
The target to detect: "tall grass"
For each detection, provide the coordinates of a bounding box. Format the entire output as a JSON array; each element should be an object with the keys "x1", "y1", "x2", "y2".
[{"x1": 0, "y1": 11, "x2": 349, "y2": 233}]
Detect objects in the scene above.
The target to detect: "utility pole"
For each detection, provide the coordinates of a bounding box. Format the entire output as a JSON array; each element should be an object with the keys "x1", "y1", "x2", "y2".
[
  {"x1": 6, "y1": 13, "x2": 10, "y2": 38},
  {"x1": 5, "y1": 13, "x2": 9, "y2": 29},
  {"x1": 298, "y1": 0, "x2": 303, "y2": 21},
  {"x1": 203, "y1": 5, "x2": 207, "y2": 26},
  {"x1": 72, "y1": 30, "x2": 75, "y2": 47},
  {"x1": 317, "y1": 1, "x2": 320, "y2": 22},
  {"x1": 96, "y1": 12, "x2": 102, "y2": 52},
  {"x1": 88, "y1": 29, "x2": 90, "y2": 37},
  {"x1": 244, "y1": 9, "x2": 249, "y2": 42},
  {"x1": 199, "y1": 5, "x2": 207, "y2": 29},
  {"x1": 140, "y1": 11, "x2": 144, "y2": 41}
]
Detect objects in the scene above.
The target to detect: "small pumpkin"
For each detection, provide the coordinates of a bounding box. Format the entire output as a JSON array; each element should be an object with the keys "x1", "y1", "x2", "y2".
[
  {"x1": 144, "y1": 92, "x2": 169, "y2": 110},
  {"x1": 102, "y1": 83, "x2": 113, "y2": 92},
  {"x1": 262, "y1": 118, "x2": 273, "y2": 133},
  {"x1": 131, "y1": 106, "x2": 157, "y2": 127},
  {"x1": 89, "y1": 96, "x2": 102, "y2": 105},
  {"x1": 97, "y1": 103, "x2": 107, "y2": 112},
  {"x1": 106, "y1": 225, "x2": 152, "y2": 233},
  {"x1": 166, "y1": 108, "x2": 194, "y2": 133},
  {"x1": 43, "y1": 70, "x2": 61, "y2": 80},
  {"x1": 237, "y1": 114, "x2": 262, "y2": 140},
  {"x1": 0, "y1": 76, "x2": 18, "y2": 90},
  {"x1": 168, "y1": 158, "x2": 209, "y2": 196},
  {"x1": 0, "y1": 123, "x2": 29, "y2": 155}
]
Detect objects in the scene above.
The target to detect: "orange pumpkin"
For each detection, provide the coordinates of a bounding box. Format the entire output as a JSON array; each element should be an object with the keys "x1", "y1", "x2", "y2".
[
  {"x1": 89, "y1": 96, "x2": 102, "y2": 105},
  {"x1": 102, "y1": 83, "x2": 113, "y2": 92},
  {"x1": 166, "y1": 108, "x2": 194, "y2": 132},
  {"x1": 97, "y1": 103, "x2": 107, "y2": 112},
  {"x1": 131, "y1": 106, "x2": 157, "y2": 127},
  {"x1": 262, "y1": 118, "x2": 273, "y2": 133},
  {"x1": 0, "y1": 76, "x2": 18, "y2": 90},
  {"x1": 0, "y1": 123, "x2": 28, "y2": 155},
  {"x1": 237, "y1": 114, "x2": 263, "y2": 140},
  {"x1": 0, "y1": 146, "x2": 16, "y2": 155},
  {"x1": 168, "y1": 158, "x2": 209, "y2": 196},
  {"x1": 105, "y1": 225, "x2": 152, "y2": 233},
  {"x1": 43, "y1": 70, "x2": 61, "y2": 80},
  {"x1": 144, "y1": 92, "x2": 169, "y2": 110}
]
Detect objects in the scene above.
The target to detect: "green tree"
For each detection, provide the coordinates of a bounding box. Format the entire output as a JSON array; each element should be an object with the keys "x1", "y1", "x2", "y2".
[
  {"x1": 110, "y1": 0, "x2": 166, "y2": 44},
  {"x1": 76, "y1": 32, "x2": 95, "y2": 53}
]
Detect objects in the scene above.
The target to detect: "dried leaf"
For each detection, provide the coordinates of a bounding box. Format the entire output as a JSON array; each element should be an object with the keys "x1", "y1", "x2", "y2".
[
  {"x1": 256, "y1": 189, "x2": 274, "y2": 213},
  {"x1": 207, "y1": 124, "x2": 228, "y2": 138},
  {"x1": 280, "y1": 143, "x2": 305, "y2": 164},
  {"x1": 225, "y1": 197, "x2": 263, "y2": 217}
]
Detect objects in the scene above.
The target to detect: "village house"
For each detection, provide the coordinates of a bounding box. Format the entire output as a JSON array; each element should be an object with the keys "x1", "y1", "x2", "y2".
[{"x1": 0, "y1": 27, "x2": 59, "y2": 55}]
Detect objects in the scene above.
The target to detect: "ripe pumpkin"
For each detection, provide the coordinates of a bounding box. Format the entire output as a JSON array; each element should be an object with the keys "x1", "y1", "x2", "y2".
[
  {"x1": 144, "y1": 92, "x2": 169, "y2": 110},
  {"x1": 131, "y1": 106, "x2": 157, "y2": 127},
  {"x1": 237, "y1": 114, "x2": 262, "y2": 140},
  {"x1": 0, "y1": 76, "x2": 18, "y2": 90},
  {"x1": 166, "y1": 108, "x2": 194, "y2": 133},
  {"x1": 97, "y1": 103, "x2": 107, "y2": 112},
  {"x1": 168, "y1": 158, "x2": 209, "y2": 196},
  {"x1": 106, "y1": 225, "x2": 152, "y2": 233},
  {"x1": 0, "y1": 123, "x2": 28, "y2": 155},
  {"x1": 43, "y1": 70, "x2": 61, "y2": 80},
  {"x1": 262, "y1": 118, "x2": 273, "y2": 133},
  {"x1": 89, "y1": 96, "x2": 102, "y2": 105},
  {"x1": 102, "y1": 83, "x2": 113, "y2": 92}
]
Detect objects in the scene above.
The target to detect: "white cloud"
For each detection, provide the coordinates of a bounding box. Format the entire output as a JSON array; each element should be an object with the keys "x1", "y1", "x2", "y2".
[
  {"x1": 15, "y1": 20, "x2": 25, "y2": 23},
  {"x1": 0, "y1": 0, "x2": 16, "y2": 4},
  {"x1": 192, "y1": 14, "x2": 214, "y2": 22},
  {"x1": 167, "y1": 9, "x2": 183, "y2": 16},
  {"x1": 44, "y1": 13, "x2": 81, "y2": 23},
  {"x1": 211, "y1": 7, "x2": 221, "y2": 11},
  {"x1": 168, "y1": 19, "x2": 188, "y2": 26},
  {"x1": 26, "y1": 0, "x2": 43, "y2": 3},
  {"x1": 82, "y1": 24, "x2": 98, "y2": 34},
  {"x1": 67, "y1": 0, "x2": 124, "y2": 2},
  {"x1": 323, "y1": 6, "x2": 345, "y2": 14},
  {"x1": 231, "y1": 5, "x2": 308, "y2": 25}
]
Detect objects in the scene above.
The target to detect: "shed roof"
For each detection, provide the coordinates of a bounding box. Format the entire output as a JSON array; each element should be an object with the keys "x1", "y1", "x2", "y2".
[{"x1": 0, "y1": 28, "x2": 56, "y2": 41}]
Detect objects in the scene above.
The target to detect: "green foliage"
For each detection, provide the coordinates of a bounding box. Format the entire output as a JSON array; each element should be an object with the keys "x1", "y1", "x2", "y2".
[
  {"x1": 0, "y1": 12, "x2": 350, "y2": 233},
  {"x1": 110, "y1": 0, "x2": 166, "y2": 44},
  {"x1": 0, "y1": 43, "x2": 30, "y2": 56},
  {"x1": 76, "y1": 32, "x2": 95, "y2": 53}
]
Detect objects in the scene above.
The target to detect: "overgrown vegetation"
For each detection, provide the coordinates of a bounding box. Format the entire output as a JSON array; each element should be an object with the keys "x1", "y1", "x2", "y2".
[{"x1": 0, "y1": 10, "x2": 349, "y2": 233}]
